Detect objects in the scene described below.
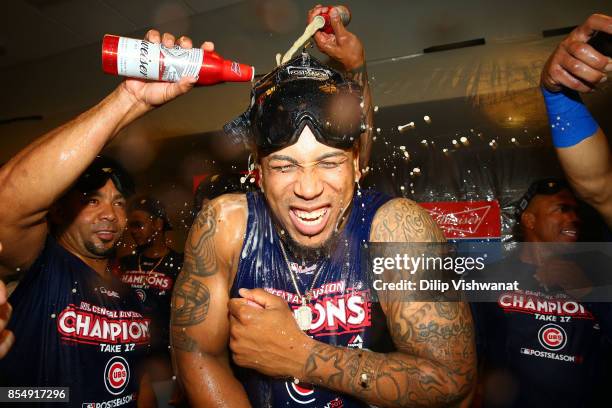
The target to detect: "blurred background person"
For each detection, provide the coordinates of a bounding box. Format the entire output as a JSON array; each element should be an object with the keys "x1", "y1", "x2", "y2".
[
  {"x1": 118, "y1": 195, "x2": 183, "y2": 407},
  {"x1": 473, "y1": 178, "x2": 610, "y2": 408}
]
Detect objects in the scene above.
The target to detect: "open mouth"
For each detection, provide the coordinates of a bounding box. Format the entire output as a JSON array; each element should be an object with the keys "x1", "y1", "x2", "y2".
[
  {"x1": 561, "y1": 228, "x2": 577, "y2": 239},
  {"x1": 289, "y1": 205, "x2": 331, "y2": 236},
  {"x1": 95, "y1": 230, "x2": 116, "y2": 241}
]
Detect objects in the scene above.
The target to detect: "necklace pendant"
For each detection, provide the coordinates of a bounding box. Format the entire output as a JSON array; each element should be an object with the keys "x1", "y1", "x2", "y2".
[{"x1": 294, "y1": 303, "x2": 313, "y2": 331}]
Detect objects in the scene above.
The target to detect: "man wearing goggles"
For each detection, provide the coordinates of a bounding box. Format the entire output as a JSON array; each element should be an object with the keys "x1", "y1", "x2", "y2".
[{"x1": 171, "y1": 5, "x2": 476, "y2": 408}]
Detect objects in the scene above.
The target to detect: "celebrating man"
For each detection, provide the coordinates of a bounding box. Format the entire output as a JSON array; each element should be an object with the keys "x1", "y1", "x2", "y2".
[{"x1": 171, "y1": 6, "x2": 476, "y2": 407}]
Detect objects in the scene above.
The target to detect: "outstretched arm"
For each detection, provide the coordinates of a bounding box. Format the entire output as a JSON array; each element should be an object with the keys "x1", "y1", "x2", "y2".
[
  {"x1": 171, "y1": 195, "x2": 251, "y2": 407},
  {"x1": 229, "y1": 198, "x2": 476, "y2": 407},
  {"x1": 0, "y1": 31, "x2": 208, "y2": 271},
  {"x1": 541, "y1": 13, "x2": 612, "y2": 226},
  {"x1": 0, "y1": 243, "x2": 15, "y2": 359},
  {"x1": 308, "y1": 5, "x2": 373, "y2": 173}
]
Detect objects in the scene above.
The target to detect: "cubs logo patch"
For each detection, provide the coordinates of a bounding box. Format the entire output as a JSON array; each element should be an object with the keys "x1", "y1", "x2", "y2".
[
  {"x1": 285, "y1": 381, "x2": 316, "y2": 405},
  {"x1": 538, "y1": 323, "x2": 567, "y2": 351},
  {"x1": 104, "y1": 356, "x2": 130, "y2": 395}
]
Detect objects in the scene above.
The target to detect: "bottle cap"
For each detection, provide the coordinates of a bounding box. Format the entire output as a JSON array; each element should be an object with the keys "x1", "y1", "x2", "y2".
[
  {"x1": 101, "y1": 34, "x2": 119, "y2": 75},
  {"x1": 321, "y1": 5, "x2": 351, "y2": 34}
]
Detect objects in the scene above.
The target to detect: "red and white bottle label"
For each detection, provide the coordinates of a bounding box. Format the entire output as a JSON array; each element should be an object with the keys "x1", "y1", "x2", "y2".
[{"x1": 116, "y1": 37, "x2": 203, "y2": 82}]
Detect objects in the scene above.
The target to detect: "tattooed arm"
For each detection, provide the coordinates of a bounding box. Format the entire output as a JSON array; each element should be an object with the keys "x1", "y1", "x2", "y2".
[
  {"x1": 295, "y1": 198, "x2": 476, "y2": 407},
  {"x1": 171, "y1": 194, "x2": 251, "y2": 407}
]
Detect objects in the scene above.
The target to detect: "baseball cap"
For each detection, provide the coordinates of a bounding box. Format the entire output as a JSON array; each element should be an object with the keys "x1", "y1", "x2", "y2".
[
  {"x1": 515, "y1": 178, "x2": 570, "y2": 221},
  {"x1": 74, "y1": 155, "x2": 135, "y2": 198},
  {"x1": 128, "y1": 195, "x2": 173, "y2": 231}
]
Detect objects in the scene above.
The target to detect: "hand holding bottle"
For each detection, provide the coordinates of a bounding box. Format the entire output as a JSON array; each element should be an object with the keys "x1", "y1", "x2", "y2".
[{"x1": 104, "y1": 30, "x2": 254, "y2": 109}]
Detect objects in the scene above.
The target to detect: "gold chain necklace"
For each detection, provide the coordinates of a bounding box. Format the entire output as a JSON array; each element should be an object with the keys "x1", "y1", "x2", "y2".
[
  {"x1": 278, "y1": 239, "x2": 324, "y2": 331},
  {"x1": 137, "y1": 253, "x2": 166, "y2": 274}
]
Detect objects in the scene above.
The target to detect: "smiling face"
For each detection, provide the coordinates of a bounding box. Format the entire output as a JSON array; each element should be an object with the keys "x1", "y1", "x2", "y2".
[
  {"x1": 521, "y1": 189, "x2": 580, "y2": 243},
  {"x1": 54, "y1": 179, "x2": 127, "y2": 259},
  {"x1": 259, "y1": 126, "x2": 359, "y2": 250}
]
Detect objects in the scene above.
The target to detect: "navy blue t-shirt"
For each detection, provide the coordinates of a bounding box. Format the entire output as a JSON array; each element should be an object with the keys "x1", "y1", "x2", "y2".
[
  {"x1": 231, "y1": 190, "x2": 393, "y2": 408},
  {"x1": 0, "y1": 236, "x2": 149, "y2": 407},
  {"x1": 118, "y1": 249, "x2": 182, "y2": 356},
  {"x1": 472, "y1": 256, "x2": 609, "y2": 408}
]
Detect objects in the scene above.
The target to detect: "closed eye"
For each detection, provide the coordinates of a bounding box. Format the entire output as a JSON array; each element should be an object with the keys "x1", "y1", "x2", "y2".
[
  {"x1": 271, "y1": 164, "x2": 298, "y2": 173},
  {"x1": 317, "y1": 160, "x2": 344, "y2": 169}
]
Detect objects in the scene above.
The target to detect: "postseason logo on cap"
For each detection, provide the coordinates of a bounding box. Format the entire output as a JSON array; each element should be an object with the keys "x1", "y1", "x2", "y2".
[{"x1": 287, "y1": 66, "x2": 332, "y2": 81}]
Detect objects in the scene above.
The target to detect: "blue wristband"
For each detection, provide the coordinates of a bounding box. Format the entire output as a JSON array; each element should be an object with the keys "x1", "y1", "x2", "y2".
[{"x1": 541, "y1": 86, "x2": 598, "y2": 148}]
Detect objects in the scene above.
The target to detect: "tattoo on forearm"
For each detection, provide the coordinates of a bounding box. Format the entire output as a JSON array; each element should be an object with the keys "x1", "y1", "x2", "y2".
[
  {"x1": 302, "y1": 301, "x2": 475, "y2": 407},
  {"x1": 303, "y1": 344, "x2": 466, "y2": 406}
]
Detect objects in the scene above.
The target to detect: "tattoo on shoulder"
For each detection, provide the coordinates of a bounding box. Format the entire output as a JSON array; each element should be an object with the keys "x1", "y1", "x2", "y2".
[
  {"x1": 171, "y1": 328, "x2": 199, "y2": 352},
  {"x1": 172, "y1": 274, "x2": 210, "y2": 327},
  {"x1": 170, "y1": 203, "x2": 218, "y2": 333},
  {"x1": 371, "y1": 199, "x2": 445, "y2": 242},
  {"x1": 186, "y1": 204, "x2": 219, "y2": 277}
]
